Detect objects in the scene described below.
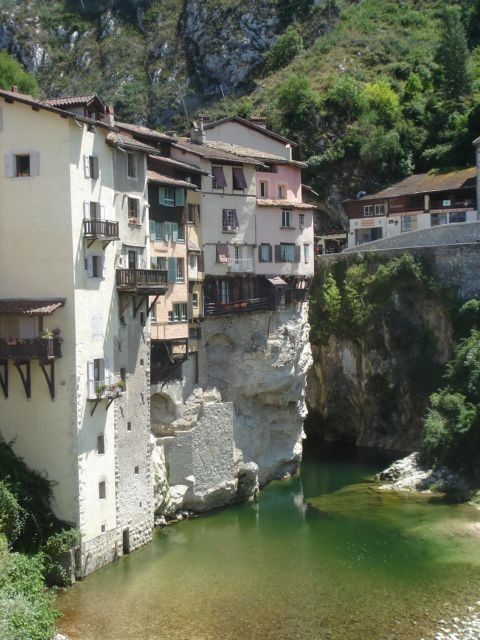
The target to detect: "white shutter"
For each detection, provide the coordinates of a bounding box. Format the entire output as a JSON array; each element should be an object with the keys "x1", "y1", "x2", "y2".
[
  {"x1": 83, "y1": 154, "x2": 91, "y2": 178},
  {"x1": 86, "y1": 256, "x2": 93, "y2": 277},
  {"x1": 103, "y1": 357, "x2": 110, "y2": 385},
  {"x1": 101, "y1": 255, "x2": 106, "y2": 279},
  {"x1": 100, "y1": 204, "x2": 106, "y2": 220},
  {"x1": 84, "y1": 201, "x2": 91, "y2": 220},
  {"x1": 87, "y1": 360, "x2": 95, "y2": 398},
  {"x1": 4, "y1": 154, "x2": 14, "y2": 178},
  {"x1": 30, "y1": 152, "x2": 39, "y2": 177}
]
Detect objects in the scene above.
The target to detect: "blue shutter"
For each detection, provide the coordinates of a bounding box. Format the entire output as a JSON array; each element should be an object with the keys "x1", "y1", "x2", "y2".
[
  {"x1": 165, "y1": 222, "x2": 171, "y2": 241},
  {"x1": 155, "y1": 221, "x2": 164, "y2": 240},
  {"x1": 159, "y1": 188, "x2": 166, "y2": 205},
  {"x1": 178, "y1": 224, "x2": 185, "y2": 241},
  {"x1": 167, "y1": 257, "x2": 177, "y2": 283},
  {"x1": 149, "y1": 219, "x2": 156, "y2": 237},
  {"x1": 172, "y1": 222, "x2": 179, "y2": 242},
  {"x1": 175, "y1": 189, "x2": 185, "y2": 207}
]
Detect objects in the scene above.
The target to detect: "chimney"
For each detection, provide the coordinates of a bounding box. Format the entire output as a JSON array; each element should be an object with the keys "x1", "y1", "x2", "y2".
[
  {"x1": 190, "y1": 118, "x2": 206, "y2": 145},
  {"x1": 285, "y1": 143, "x2": 292, "y2": 161},
  {"x1": 11, "y1": 85, "x2": 17, "y2": 93},
  {"x1": 250, "y1": 117, "x2": 267, "y2": 129},
  {"x1": 104, "y1": 104, "x2": 115, "y2": 127}
]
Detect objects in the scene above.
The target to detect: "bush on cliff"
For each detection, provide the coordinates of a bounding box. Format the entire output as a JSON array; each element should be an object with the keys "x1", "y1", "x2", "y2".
[{"x1": 421, "y1": 329, "x2": 480, "y2": 473}]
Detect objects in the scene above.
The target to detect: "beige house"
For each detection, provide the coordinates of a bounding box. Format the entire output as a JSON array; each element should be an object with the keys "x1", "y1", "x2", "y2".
[{"x1": 0, "y1": 90, "x2": 164, "y2": 575}]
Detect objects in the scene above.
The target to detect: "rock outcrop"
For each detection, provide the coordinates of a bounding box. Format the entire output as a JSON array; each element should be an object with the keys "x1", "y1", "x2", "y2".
[{"x1": 150, "y1": 304, "x2": 311, "y2": 515}]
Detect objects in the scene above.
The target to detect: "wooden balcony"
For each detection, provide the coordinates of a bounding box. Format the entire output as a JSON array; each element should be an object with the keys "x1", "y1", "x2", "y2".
[
  {"x1": 116, "y1": 269, "x2": 168, "y2": 294},
  {"x1": 205, "y1": 297, "x2": 274, "y2": 317},
  {"x1": 83, "y1": 219, "x2": 119, "y2": 247},
  {"x1": 0, "y1": 337, "x2": 62, "y2": 361}
]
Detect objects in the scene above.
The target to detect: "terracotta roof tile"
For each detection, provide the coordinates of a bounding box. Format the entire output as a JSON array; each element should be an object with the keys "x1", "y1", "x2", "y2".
[
  {"x1": 256, "y1": 199, "x2": 316, "y2": 210},
  {"x1": 41, "y1": 94, "x2": 100, "y2": 107},
  {"x1": 116, "y1": 121, "x2": 176, "y2": 142},
  {"x1": 174, "y1": 138, "x2": 264, "y2": 165},
  {"x1": 148, "y1": 154, "x2": 207, "y2": 174},
  {"x1": 147, "y1": 170, "x2": 197, "y2": 189},
  {"x1": 0, "y1": 299, "x2": 66, "y2": 316},
  {"x1": 106, "y1": 131, "x2": 158, "y2": 153}
]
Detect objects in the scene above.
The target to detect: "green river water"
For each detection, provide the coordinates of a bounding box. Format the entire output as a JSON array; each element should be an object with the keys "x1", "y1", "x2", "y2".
[{"x1": 57, "y1": 443, "x2": 480, "y2": 640}]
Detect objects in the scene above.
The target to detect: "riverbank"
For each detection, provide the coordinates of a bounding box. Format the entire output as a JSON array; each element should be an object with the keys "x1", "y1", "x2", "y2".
[{"x1": 431, "y1": 602, "x2": 480, "y2": 640}]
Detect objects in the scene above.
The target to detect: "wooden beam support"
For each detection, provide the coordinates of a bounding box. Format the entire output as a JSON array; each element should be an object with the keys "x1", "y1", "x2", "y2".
[
  {"x1": 86, "y1": 237, "x2": 96, "y2": 249},
  {"x1": 147, "y1": 295, "x2": 160, "y2": 317},
  {"x1": 90, "y1": 398, "x2": 101, "y2": 417},
  {"x1": 119, "y1": 293, "x2": 132, "y2": 318},
  {"x1": 106, "y1": 397, "x2": 115, "y2": 411},
  {"x1": 0, "y1": 361, "x2": 8, "y2": 398},
  {"x1": 39, "y1": 361, "x2": 55, "y2": 400},
  {"x1": 14, "y1": 361, "x2": 31, "y2": 399},
  {"x1": 133, "y1": 295, "x2": 146, "y2": 317}
]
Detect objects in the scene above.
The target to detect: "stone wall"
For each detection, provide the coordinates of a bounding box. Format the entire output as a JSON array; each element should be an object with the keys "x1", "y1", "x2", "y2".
[{"x1": 150, "y1": 302, "x2": 312, "y2": 515}]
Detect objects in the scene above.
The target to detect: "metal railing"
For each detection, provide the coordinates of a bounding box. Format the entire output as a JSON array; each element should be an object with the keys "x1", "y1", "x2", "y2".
[
  {"x1": 0, "y1": 337, "x2": 62, "y2": 360},
  {"x1": 205, "y1": 297, "x2": 273, "y2": 317},
  {"x1": 83, "y1": 219, "x2": 119, "y2": 239},
  {"x1": 116, "y1": 269, "x2": 168, "y2": 288},
  {"x1": 227, "y1": 258, "x2": 254, "y2": 273}
]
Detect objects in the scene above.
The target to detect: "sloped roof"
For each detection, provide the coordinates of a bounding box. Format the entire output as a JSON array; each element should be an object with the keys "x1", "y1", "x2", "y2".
[
  {"x1": 147, "y1": 170, "x2": 197, "y2": 189},
  {"x1": 0, "y1": 89, "x2": 113, "y2": 129},
  {"x1": 256, "y1": 199, "x2": 316, "y2": 210},
  {"x1": 41, "y1": 94, "x2": 104, "y2": 109},
  {"x1": 106, "y1": 131, "x2": 158, "y2": 153},
  {"x1": 174, "y1": 138, "x2": 264, "y2": 165},
  {"x1": 148, "y1": 154, "x2": 208, "y2": 175},
  {"x1": 202, "y1": 115, "x2": 297, "y2": 146},
  {"x1": 0, "y1": 299, "x2": 66, "y2": 316},
  {"x1": 355, "y1": 167, "x2": 477, "y2": 202},
  {"x1": 117, "y1": 121, "x2": 176, "y2": 143},
  {"x1": 204, "y1": 140, "x2": 304, "y2": 165}
]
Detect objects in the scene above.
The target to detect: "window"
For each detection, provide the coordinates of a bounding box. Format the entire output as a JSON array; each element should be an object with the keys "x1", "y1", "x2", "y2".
[
  {"x1": 222, "y1": 209, "x2": 239, "y2": 231},
  {"x1": 232, "y1": 167, "x2": 247, "y2": 190},
  {"x1": 127, "y1": 197, "x2": 139, "y2": 222},
  {"x1": 216, "y1": 244, "x2": 229, "y2": 264},
  {"x1": 401, "y1": 215, "x2": 418, "y2": 232},
  {"x1": 98, "y1": 481, "x2": 106, "y2": 500},
  {"x1": 169, "y1": 303, "x2": 188, "y2": 322},
  {"x1": 87, "y1": 358, "x2": 108, "y2": 398},
  {"x1": 176, "y1": 258, "x2": 185, "y2": 283},
  {"x1": 189, "y1": 254, "x2": 198, "y2": 270},
  {"x1": 187, "y1": 204, "x2": 197, "y2": 223},
  {"x1": 151, "y1": 256, "x2": 167, "y2": 270},
  {"x1": 192, "y1": 292, "x2": 199, "y2": 309},
  {"x1": 177, "y1": 224, "x2": 185, "y2": 242},
  {"x1": 259, "y1": 181, "x2": 268, "y2": 198},
  {"x1": 150, "y1": 303, "x2": 157, "y2": 322},
  {"x1": 84, "y1": 155, "x2": 99, "y2": 179},
  {"x1": 259, "y1": 243, "x2": 272, "y2": 263},
  {"x1": 280, "y1": 243, "x2": 295, "y2": 262},
  {"x1": 91, "y1": 314, "x2": 103, "y2": 340},
  {"x1": 97, "y1": 435, "x2": 105, "y2": 455},
  {"x1": 127, "y1": 152, "x2": 137, "y2": 179},
  {"x1": 127, "y1": 421, "x2": 132, "y2": 432},
  {"x1": 134, "y1": 466, "x2": 139, "y2": 475},
  {"x1": 374, "y1": 204, "x2": 385, "y2": 216},
  {"x1": 363, "y1": 205, "x2": 373, "y2": 217},
  {"x1": 431, "y1": 212, "x2": 448, "y2": 227},
  {"x1": 212, "y1": 165, "x2": 227, "y2": 189},
  {"x1": 281, "y1": 210, "x2": 292, "y2": 228},
  {"x1": 5, "y1": 152, "x2": 39, "y2": 178},
  {"x1": 299, "y1": 213, "x2": 305, "y2": 229},
  {"x1": 449, "y1": 211, "x2": 466, "y2": 223},
  {"x1": 86, "y1": 255, "x2": 105, "y2": 278},
  {"x1": 304, "y1": 244, "x2": 310, "y2": 264},
  {"x1": 128, "y1": 251, "x2": 137, "y2": 270},
  {"x1": 164, "y1": 188, "x2": 175, "y2": 206},
  {"x1": 277, "y1": 184, "x2": 286, "y2": 199}
]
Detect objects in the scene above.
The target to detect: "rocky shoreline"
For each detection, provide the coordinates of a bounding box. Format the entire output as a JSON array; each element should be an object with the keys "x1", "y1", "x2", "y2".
[{"x1": 428, "y1": 602, "x2": 480, "y2": 640}]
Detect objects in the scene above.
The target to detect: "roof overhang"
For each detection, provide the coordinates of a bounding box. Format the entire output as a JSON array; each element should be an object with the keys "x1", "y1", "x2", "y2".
[
  {"x1": 267, "y1": 277, "x2": 288, "y2": 286},
  {"x1": 0, "y1": 298, "x2": 66, "y2": 316}
]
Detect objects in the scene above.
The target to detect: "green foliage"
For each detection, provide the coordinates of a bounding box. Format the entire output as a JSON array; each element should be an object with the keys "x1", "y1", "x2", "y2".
[
  {"x1": 0, "y1": 483, "x2": 26, "y2": 546},
  {"x1": 276, "y1": 74, "x2": 319, "y2": 132},
  {"x1": 276, "y1": 0, "x2": 315, "y2": 27},
  {"x1": 0, "y1": 537, "x2": 58, "y2": 640},
  {"x1": 43, "y1": 529, "x2": 80, "y2": 586},
  {"x1": 456, "y1": 299, "x2": 480, "y2": 336},
  {"x1": 324, "y1": 75, "x2": 366, "y2": 122},
  {"x1": 0, "y1": 439, "x2": 70, "y2": 552},
  {"x1": 266, "y1": 26, "x2": 303, "y2": 71},
  {"x1": 421, "y1": 330, "x2": 480, "y2": 472},
  {"x1": 434, "y1": 5, "x2": 473, "y2": 105},
  {"x1": 364, "y1": 81, "x2": 401, "y2": 127},
  {"x1": 0, "y1": 52, "x2": 38, "y2": 96}
]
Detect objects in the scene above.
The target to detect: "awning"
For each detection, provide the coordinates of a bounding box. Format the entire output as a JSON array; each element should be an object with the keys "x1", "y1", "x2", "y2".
[
  {"x1": 216, "y1": 244, "x2": 229, "y2": 264},
  {"x1": 0, "y1": 299, "x2": 66, "y2": 316},
  {"x1": 232, "y1": 167, "x2": 247, "y2": 189},
  {"x1": 267, "y1": 277, "x2": 287, "y2": 287},
  {"x1": 212, "y1": 165, "x2": 227, "y2": 188},
  {"x1": 188, "y1": 239, "x2": 201, "y2": 253}
]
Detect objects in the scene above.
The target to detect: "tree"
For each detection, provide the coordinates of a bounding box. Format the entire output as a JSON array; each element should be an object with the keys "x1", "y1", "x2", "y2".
[
  {"x1": 0, "y1": 53, "x2": 38, "y2": 96},
  {"x1": 266, "y1": 26, "x2": 303, "y2": 71},
  {"x1": 435, "y1": 5, "x2": 473, "y2": 105},
  {"x1": 276, "y1": 74, "x2": 319, "y2": 132}
]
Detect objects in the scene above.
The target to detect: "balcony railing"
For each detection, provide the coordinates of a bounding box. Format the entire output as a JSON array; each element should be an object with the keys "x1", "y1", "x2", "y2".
[
  {"x1": 205, "y1": 297, "x2": 273, "y2": 317},
  {"x1": 87, "y1": 376, "x2": 125, "y2": 401},
  {"x1": 227, "y1": 258, "x2": 254, "y2": 273},
  {"x1": 0, "y1": 337, "x2": 62, "y2": 360},
  {"x1": 83, "y1": 218, "x2": 119, "y2": 239},
  {"x1": 116, "y1": 269, "x2": 168, "y2": 290}
]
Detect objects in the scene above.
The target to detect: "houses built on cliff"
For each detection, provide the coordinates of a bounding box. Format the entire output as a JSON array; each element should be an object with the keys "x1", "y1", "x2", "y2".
[
  {"x1": 0, "y1": 91, "x2": 314, "y2": 575},
  {"x1": 344, "y1": 167, "x2": 478, "y2": 248}
]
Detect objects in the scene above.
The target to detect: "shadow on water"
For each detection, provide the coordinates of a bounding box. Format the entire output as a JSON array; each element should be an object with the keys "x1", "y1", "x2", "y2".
[{"x1": 57, "y1": 438, "x2": 480, "y2": 640}]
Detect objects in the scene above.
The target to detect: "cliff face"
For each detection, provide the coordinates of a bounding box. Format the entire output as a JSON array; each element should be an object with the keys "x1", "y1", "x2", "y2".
[
  {"x1": 307, "y1": 297, "x2": 454, "y2": 451},
  {"x1": 150, "y1": 304, "x2": 312, "y2": 515}
]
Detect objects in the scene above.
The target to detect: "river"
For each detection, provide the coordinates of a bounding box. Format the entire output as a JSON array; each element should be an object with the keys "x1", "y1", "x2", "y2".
[{"x1": 57, "y1": 441, "x2": 480, "y2": 640}]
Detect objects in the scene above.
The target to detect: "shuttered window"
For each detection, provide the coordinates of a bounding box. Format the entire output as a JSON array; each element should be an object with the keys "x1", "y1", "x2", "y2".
[
  {"x1": 212, "y1": 165, "x2": 227, "y2": 189},
  {"x1": 216, "y1": 244, "x2": 229, "y2": 264},
  {"x1": 5, "y1": 152, "x2": 40, "y2": 178},
  {"x1": 222, "y1": 209, "x2": 239, "y2": 231},
  {"x1": 232, "y1": 167, "x2": 247, "y2": 190},
  {"x1": 127, "y1": 197, "x2": 139, "y2": 221},
  {"x1": 258, "y1": 244, "x2": 273, "y2": 263},
  {"x1": 275, "y1": 243, "x2": 298, "y2": 263},
  {"x1": 167, "y1": 257, "x2": 177, "y2": 283},
  {"x1": 127, "y1": 152, "x2": 137, "y2": 179},
  {"x1": 86, "y1": 255, "x2": 106, "y2": 278},
  {"x1": 84, "y1": 155, "x2": 99, "y2": 179}
]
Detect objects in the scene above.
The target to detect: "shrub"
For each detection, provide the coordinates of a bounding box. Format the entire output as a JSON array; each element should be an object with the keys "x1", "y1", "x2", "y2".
[
  {"x1": 0, "y1": 52, "x2": 38, "y2": 96},
  {"x1": 43, "y1": 528, "x2": 80, "y2": 586},
  {"x1": 324, "y1": 75, "x2": 366, "y2": 122},
  {"x1": 0, "y1": 482, "x2": 26, "y2": 546},
  {"x1": 266, "y1": 26, "x2": 303, "y2": 71},
  {"x1": 456, "y1": 299, "x2": 480, "y2": 336},
  {"x1": 363, "y1": 81, "x2": 401, "y2": 127},
  {"x1": 276, "y1": 74, "x2": 319, "y2": 132}
]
